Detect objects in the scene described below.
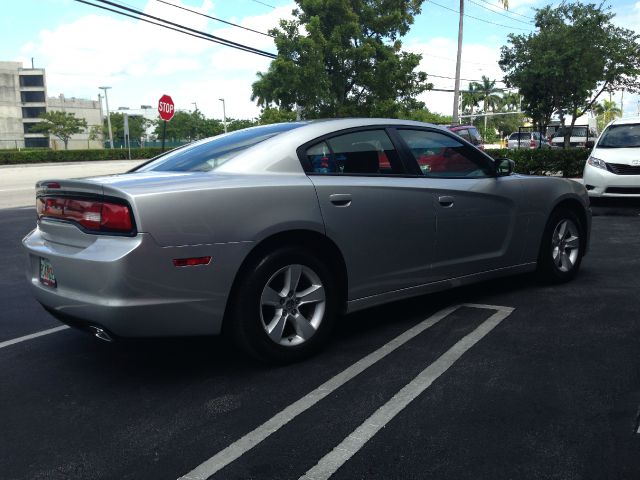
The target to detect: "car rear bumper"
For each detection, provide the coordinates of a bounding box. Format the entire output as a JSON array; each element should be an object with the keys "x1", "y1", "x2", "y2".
[
  {"x1": 583, "y1": 164, "x2": 640, "y2": 197},
  {"x1": 23, "y1": 222, "x2": 252, "y2": 337}
]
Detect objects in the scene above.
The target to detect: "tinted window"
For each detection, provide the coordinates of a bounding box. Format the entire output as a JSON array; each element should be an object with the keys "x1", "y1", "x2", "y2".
[
  {"x1": 468, "y1": 127, "x2": 483, "y2": 145},
  {"x1": 597, "y1": 123, "x2": 640, "y2": 148},
  {"x1": 22, "y1": 107, "x2": 46, "y2": 119},
  {"x1": 305, "y1": 130, "x2": 403, "y2": 175},
  {"x1": 553, "y1": 127, "x2": 589, "y2": 137},
  {"x1": 136, "y1": 123, "x2": 305, "y2": 172},
  {"x1": 397, "y1": 129, "x2": 493, "y2": 178},
  {"x1": 21, "y1": 91, "x2": 45, "y2": 103},
  {"x1": 24, "y1": 137, "x2": 49, "y2": 148},
  {"x1": 19, "y1": 75, "x2": 44, "y2": 87},
  {"x1": 455, "y1": 129, "x2": 471, "y2": 141}
]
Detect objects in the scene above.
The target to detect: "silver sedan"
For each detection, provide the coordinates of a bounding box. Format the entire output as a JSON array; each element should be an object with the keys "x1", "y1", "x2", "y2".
[{"x1": 23, "y1": 119, "x2": 591, "y2": 362}]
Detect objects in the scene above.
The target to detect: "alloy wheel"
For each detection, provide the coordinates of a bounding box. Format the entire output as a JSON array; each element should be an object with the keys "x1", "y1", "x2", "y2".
[
  {"x1": 551, "y1": 219, "x2": 580, "y2": 272},
  {"x1": 259, "y1": 264, "x2": 326, "y2": 347}
]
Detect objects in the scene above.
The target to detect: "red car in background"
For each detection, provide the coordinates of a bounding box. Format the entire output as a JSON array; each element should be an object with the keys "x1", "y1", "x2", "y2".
[{"x1": 445, "y1": 124, "x2": 485, "y2": 150}]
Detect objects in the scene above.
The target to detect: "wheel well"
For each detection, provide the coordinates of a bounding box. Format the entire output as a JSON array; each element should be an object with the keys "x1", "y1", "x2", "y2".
[
  {"x1": 222, "y1": 230, "x2": 349, "y2": 330},
  {"x1": 551, "y1": 198, "x2": 588, "y2": 249}
]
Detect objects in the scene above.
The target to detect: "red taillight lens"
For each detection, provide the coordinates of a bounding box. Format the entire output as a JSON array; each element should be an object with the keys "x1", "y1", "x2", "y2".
[
  {"x1": 530, "y1": 139, "x2": 536, "y2": 148},
  {"x1": 37, "y1": 197, "x2": 133, "y2": 233}
]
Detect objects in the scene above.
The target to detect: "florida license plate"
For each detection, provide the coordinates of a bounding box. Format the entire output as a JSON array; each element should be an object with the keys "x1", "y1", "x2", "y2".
[{"x1": 39, "y1": 257, "x2": 57, "y2": 288}]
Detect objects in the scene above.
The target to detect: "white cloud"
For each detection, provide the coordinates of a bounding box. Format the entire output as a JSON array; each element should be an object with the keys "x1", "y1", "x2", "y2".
[
  {"x1": 408, "y1": 37, "x2": 505, "y2": 116},
  {"x1": 18, "y1": 1, "x2": 295, "y2": 120}
]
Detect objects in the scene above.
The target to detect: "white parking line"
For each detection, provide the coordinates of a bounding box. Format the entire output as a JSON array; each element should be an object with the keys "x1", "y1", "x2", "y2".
[
  {"x1": 179, "y1": 303, "x2": 512, "y2": 480},
  {"x1": 300, "y1": 306, "x2": 513, "y2": 480},
  {"x1": 0, "y1": 326, "x2": 69, "y2": 350}
]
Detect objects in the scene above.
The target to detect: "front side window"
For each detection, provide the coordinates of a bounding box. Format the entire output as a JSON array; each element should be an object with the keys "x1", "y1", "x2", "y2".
[
  {"x1": 305, "y1": 129, "x2": 403, "y2": 175},
  {"x1": 397, "y1": 129, "x2": 494, "y2": 178}
]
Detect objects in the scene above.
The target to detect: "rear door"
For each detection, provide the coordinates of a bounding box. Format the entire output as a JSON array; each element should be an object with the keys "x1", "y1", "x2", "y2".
[
  {"x1": 301, "y1": 128, "x2": 437, "y2": 301},
  {"x1": 393, "y1": 128, "x2": 527, "y2": 281}
]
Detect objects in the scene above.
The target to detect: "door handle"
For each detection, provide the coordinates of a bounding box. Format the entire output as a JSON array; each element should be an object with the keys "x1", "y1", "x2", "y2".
[
  {"x1": 438, "y1": 195, "x2": 455, "y2": 208},
  {"x1": 329, "y1": 194, "x2": 352, "y2": 207}
]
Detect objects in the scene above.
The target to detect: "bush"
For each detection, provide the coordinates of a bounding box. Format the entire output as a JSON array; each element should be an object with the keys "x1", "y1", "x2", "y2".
[
  {"x1": 485, "y1": 148, "x2": 589, "y2": 178},
  {"x1": 0, "y1": 147, "x2": 164, "y2": 165}
]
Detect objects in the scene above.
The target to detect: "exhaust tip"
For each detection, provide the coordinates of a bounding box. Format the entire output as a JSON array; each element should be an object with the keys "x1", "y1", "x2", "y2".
[{"x1": 89, "y1": 326, "x2": 113, "y2": 342}]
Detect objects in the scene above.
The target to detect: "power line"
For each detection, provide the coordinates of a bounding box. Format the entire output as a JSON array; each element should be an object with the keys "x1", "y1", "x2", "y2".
[
  {"x1": 475, "y1": 0, "x2": 536, "y2": 20},
  {"x1": 428, "y1": 73, "x2": 507, "y2": 84},
  {"x1": 249, "y1": 0, "x2": 276, "y2": 8},
  {"x1": 421, "y1": 52, "x2": 498, "y2": 67},
  {"x1": 467, "y1": 0, "x2": 533, "y2": 25},
  {"x1": 74, "y1": 0, "x2": 277, "y2": 59},
  {"x1": 425, "y1": 0, "x2": 531, "y2": 31},
  {"x1": 154, "y1": 0, "x2": 274, "y2": 37}
]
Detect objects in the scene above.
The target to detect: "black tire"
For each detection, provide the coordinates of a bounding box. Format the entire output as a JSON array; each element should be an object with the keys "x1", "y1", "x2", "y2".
[
  {"x1": 537, "y1": 207, "x2": 584, "y2": 283},
  {"x1": 228, "y1": 247, "x2": 337, "y2": 363}
]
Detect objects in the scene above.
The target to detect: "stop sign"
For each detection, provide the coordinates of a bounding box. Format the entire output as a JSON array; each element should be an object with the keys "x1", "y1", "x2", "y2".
[{"x1": 158, "y1": 94, "x2": 175, "y2": 121}]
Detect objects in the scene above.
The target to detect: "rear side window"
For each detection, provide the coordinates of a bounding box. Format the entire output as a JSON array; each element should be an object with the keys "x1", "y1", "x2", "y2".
[
  {"x1": 305, "y1": 130, "x2": 404, "y2": 175},
  {"x1": 397, "y1": 129, "x2": 493, "y2": 178}
]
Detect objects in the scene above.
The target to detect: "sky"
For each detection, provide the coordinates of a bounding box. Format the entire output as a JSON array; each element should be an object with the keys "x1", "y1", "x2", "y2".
[{"x1": 2, "y1": 0, "x2": 640, "y2": 122}]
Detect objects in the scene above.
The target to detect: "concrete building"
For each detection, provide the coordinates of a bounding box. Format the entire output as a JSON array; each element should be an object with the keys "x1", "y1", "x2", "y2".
[
  {"x1": 48, "y1": 95, "x2": 103, "y2": 150},
  {"x1": 0, "y1": 61, "x2": 48, "y2": 149},
  {"x1": 0, "y1": 61, "x2": 103, "y2": 150}
]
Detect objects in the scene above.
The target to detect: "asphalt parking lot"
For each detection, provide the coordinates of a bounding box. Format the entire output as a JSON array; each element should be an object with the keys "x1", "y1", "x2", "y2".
[{"x1": 1, "y1": 199, "x2": 640, "y2": 480}]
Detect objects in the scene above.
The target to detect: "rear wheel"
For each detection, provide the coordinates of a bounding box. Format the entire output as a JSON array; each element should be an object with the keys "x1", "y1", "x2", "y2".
[
  {"x1": 229, "y1": 247, "x2": 337, "y2": 363},
  {"x1": 537, "y1": 208, "x2": 583, "y2": 283}
]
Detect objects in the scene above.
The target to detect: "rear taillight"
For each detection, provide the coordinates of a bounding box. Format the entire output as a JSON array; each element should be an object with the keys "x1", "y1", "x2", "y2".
[
  {"x1": 37, "y1": 197, "x2": 133, "y2": 233},
  {"x1": 530, "y1": 139, "x2": 536, "y2": 148}
]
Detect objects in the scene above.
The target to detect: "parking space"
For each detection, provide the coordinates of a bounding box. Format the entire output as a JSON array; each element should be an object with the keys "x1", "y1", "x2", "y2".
[{"x1": 1, "y1": 200, "x2": 640, "y2": 479}]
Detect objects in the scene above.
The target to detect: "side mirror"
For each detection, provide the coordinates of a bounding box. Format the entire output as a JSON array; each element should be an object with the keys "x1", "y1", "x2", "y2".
[{"x1": 495, "y1": 158, "x2": 515, "y2": 176}]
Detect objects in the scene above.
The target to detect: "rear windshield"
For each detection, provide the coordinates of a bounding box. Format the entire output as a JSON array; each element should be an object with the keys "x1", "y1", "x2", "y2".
[
  {"x1": 134, "y1": 122, "x2": 305, "y2": 172},
  {"x1": 597, "y1": 123, "x2": 640, "y2": 148}
]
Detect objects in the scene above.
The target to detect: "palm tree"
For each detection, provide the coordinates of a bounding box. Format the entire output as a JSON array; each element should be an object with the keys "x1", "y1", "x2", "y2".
[
  {"x1": 472, "y1": 76, "x2": 502, "y2": 136},
  {"x1": 593, "y1": 99, "x2": 622, "y2": 130},
  {"x1": 461, "y1": 83, "x2": 479, "y2": 115},
  {"x1": 452, "y1": 0, "x2": 509, "y2": 123},
  {"x1": 501, "y1": 91, "x2": 521, "y2": 112}
]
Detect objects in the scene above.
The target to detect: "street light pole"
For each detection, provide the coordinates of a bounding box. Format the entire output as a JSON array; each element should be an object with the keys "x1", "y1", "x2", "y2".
[
  {"x1": 99, "y1": 86, "x2": 114, "y2": 149},
  {"x1": 219, "y1": 98, "x2": 227, "y2": 133}
]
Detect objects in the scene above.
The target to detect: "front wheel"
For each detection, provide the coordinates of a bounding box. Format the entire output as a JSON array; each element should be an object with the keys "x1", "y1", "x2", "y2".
[
  {"x1": 537, "y1": 208, "x2": 583, "y2": 283},
  {"x1": 229, "y1": 247, "x2": 337, "y2": 363}
]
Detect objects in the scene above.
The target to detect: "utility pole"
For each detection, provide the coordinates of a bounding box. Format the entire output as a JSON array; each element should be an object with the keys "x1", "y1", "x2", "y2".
[
  {"x1": 99, "y1": 86, "x2": 114, "y2": 149},
  {"x1": 452, "y1": 0, "x2": 464, "y2": 124},
  {"x1": 219, "y1": 98, "x2": 227, "y2": 133}
]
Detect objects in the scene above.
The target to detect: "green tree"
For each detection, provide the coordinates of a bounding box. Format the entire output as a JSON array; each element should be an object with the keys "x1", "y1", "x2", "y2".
[
  {"x1": 404, "y1": 108, "x2": 451, "y2": 125},
  {"x1": 258, "y1": 107, "x2": 298, "y2": 125},
  {"x1": 460, "y1": 83, "x2": 479, "y2": 115},
  {"x1": 105, "y1": 112, "x2": 150, "y2": 146},
  {"x1": 30, "y1": 111, "x2": 88, "y2": 150},
  {"x1": 227, "y1": 118, "x2": 257, "y2": 132},
  {"x1": 500, "y1": 2, "x2": 640, "y2": 147},
  {"x1": 470, "y1": 76, "x2": 502, "y2": 137},
  {"x1": 251, "y1": 0, "x2": 432, "y2": 118},
  {"x1": 593, "y1": 99, "x2": 622, "y2": 131},
  {"x1": 154, "y1": 110, "x2": 225, "y2": 141},
  {"x1": 88, "y1": 124, "x2": 103, "y2": 148}
]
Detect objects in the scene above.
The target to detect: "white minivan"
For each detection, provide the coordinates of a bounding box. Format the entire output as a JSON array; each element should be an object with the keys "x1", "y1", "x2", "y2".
[{"x1": 583, "y1": 117, "x2": 640, "y2": 197}]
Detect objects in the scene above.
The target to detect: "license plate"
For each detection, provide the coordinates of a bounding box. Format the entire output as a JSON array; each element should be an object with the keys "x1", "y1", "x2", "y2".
[{"x1": 39, "y1": 257, "x2": 57, "y2": 288}]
